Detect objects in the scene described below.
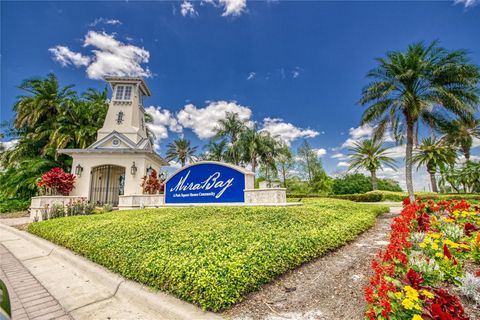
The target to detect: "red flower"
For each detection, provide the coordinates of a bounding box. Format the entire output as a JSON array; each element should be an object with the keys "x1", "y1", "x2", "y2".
[
  {"x1": 464, "y1": 223, "x2": 478, "y2": 236},
  {"x1": 406, "y1": 268, "x2": 424, "y2": 289},
  {"x1": 443, "y1": 244, "x2": 453, "y2": 260}
]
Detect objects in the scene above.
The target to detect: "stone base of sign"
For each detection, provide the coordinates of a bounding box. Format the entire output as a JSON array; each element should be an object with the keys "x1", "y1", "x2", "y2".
[
  {"x1": 118, "y1": 194, "x2": 165, "y2": 210},
  {"x1": 30, "y1": 195, "x2": 87, "y2": 221},
  {"x1": 244, "y1": 188, "x2": 287, "y2": 204}
]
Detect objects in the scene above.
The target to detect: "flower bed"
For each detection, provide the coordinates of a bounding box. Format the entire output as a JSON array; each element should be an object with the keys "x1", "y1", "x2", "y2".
[{"x1": 365, "y1": 199, "x2": 480, "y2": 319}]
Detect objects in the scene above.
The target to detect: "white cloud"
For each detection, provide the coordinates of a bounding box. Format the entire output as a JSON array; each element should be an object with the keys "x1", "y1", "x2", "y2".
[
  {"x1": 177, "y1": 101, "x2": 252, "y2": 139},
  {"x1": 145, "y1": 106, "x2": 183, "y2": 150},
  {"x1": 49, "y1": 31, "x2": 151, "y2": 80},
  {"x1": 181, "y1": 1, "x2": 197, "y2": 17},
  {"x1": 292, "y1": 66, "x2": 302, "y2": 79},
  {"x1": 387, "y1": 145, "x2": 406, "y2": 159},
  {"x1": 48, "y1": 46, "x2": 91, "y2": 67},
  {"x1": 454, "y1": 0, "x2": 478, "y2": 8},
  {"x1": 247, "y1": 72, "x2": 256, "y2": 80},
  {"x1": 1, "y1": 139, "x2": 18, "y2": 150},
  {"x1": 83, "y1": 31, "x2": 151, "y2": 79},
  {"x1": 260, "y1": 117, "x2": 319, "y2": 145},
  {"x1": 341, "y1": 124, "x2": 394, "y2": 148},
  {"x1": 331, "y1": 152, "x2": 350, "y2": 161},
  {"x1": 313, "y1": 148, "x2": 327, "y2": 157},
  {"x1": 472, "y1": 137, "x2": 480, "y2": 149},
  {"x1": 219, "y1": 0, "x2": 247, "y2": 16},
  {"x1": 337, "y1": 161, "x2": 349, "y2": 167},
  {"x1": 89, "y1": 17, "x2": 122, "y2": 27}
]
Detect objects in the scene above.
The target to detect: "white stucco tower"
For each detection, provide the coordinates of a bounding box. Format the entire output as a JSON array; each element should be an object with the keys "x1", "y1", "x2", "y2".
[{"x1": 58, "y1": 77, "x2": 167, "y2": 206}]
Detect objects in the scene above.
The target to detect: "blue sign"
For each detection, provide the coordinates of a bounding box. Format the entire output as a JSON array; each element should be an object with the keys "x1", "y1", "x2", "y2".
[{"x1": 165, "y1": 162, "x2": 246, "y2": 204}]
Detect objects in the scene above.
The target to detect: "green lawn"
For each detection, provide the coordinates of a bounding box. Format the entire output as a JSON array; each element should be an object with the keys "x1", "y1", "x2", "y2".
[{"x1": 28, "y1": 198, "x2": 388, "y2": 311}]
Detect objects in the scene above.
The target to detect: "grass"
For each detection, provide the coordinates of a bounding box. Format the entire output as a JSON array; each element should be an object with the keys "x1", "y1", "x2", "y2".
[
  {"x1": 28, "y1": 198, "x2": 388, "y2": 311},
  {"x1": 0, "y1": 197, "x2": 30, "y2": 215}
]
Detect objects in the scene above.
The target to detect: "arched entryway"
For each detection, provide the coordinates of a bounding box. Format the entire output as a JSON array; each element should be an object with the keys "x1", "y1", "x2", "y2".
[{"x1": 90, "y1": 165, "x2": 125, "y2": 206}]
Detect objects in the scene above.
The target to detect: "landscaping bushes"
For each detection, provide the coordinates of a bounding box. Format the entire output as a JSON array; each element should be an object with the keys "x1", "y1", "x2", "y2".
[
  {"x1": 28, "y1": 198, "x2": 388, "y2": 311},
  {"x1": 0, "y1": 196, "x2": 30, "y2": 214}
]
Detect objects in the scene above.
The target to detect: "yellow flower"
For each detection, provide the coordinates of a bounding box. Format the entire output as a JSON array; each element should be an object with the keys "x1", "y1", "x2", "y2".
[
  {"x1": 429, "y1": 233, "x2": 440, "y2": 239},
  {"x1": 402, "y1": 298, "x2": 415, "y2": 310},
  {"x1": 424, "y1": 238, "x2": 431, "y2": 244},
  {"x1": 431, "y1": 242, "x2": 439, "y2": 250},
  {"x1": 419, "y1": 243, "x2": 427, "y2": 249},
  {"x1": 394, "y1": 292, "x2": 403, "y2": 299},
  {"x1": 435, "y1": 252, "x2": 444, "y2": 258},
  {"x1": 412, "y1": 315, "x2": 423, "y2": 320},
  {"x1": 404, "y1": 286, "x2": 419, "y2": 301},
  {"x1": 421, "y1": 290, "x2": 434, "y2": 299}
]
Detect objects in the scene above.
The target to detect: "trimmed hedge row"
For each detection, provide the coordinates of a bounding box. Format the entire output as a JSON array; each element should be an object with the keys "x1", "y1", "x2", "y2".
[
  {"x1": 288, "y1": 191, "x2": 480, "y2": 203},
  {"x1": 28, "y1": 198, "x2": 388, "y2": 311}
]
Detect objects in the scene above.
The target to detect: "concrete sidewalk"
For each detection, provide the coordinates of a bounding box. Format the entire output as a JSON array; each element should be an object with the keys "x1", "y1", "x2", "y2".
[{"x1": 0, "y1": 221, "x2": 222, "y2": 320}]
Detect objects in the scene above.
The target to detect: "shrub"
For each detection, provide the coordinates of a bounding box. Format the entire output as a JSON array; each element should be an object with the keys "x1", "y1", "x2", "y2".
[
  {"x1": 332, "y1": 173, "x2": 403, "y2": 195},
  {"x1": 28, "y1": 198, "x2": 388, "y2": 311},
  {"x1": 141, "y1": 169, "x2": 161, "y2": 194},
  {"x1": 0, "y1": 196, "x2": 30, "y2": 214},
  {"x1": 37, "y1": 167, "x2": 76, "y2": 195}
]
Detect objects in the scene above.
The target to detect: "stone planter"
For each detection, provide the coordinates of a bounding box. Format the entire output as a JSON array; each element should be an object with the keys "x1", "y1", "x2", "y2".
[
  {"x1": 118, "y1": 194, "x2": 165, "y2": 210},
  {"x1": 244, "y1": 188, "x2": 287, "y2": 204},
  {"x1": 30, "y1": 196, "x2": 87, "y2": 222}
]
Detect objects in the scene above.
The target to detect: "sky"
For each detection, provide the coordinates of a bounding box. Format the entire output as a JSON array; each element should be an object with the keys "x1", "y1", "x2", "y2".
[{"x1": 1, "y1": 0, "x2": 479, "y2": 190}]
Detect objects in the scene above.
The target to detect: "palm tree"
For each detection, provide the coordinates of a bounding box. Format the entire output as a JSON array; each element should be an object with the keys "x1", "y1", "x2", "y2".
[
  {"x1": 238, "y1": 125, "x2": 267, "y2": 174},
  {"x1": 360, "y1": 42, "x2": 479, "y2": 200},
  {"x1": 165, "y1": 138, "x2": 197, "y2": 167},
  {"x1": 348, "y1": 138, "x2": 397, "y2": 191},
  {"x1": 275, "y1": 143, "x2": 294, "y2": 188},
  {"x1": 412, "y1": 138, "x2": 457, "y2": 193},
  {"x1": 214, "y1": 112, "x2": 246, "y2": 165},
  {"x1": 14, "y1": 73, "x2": 76, "y2": 131},
  {"x1": 436, "y1": 116, "x2": 480, "y2": 161},
  {"x1": 205, "y1": 139, "x2": 228, "y2": 162}
]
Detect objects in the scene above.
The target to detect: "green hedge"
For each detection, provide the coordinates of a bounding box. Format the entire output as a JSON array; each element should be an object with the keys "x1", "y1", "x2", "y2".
[
  {"x1": 323, "y1": 191, "x2": 480, "y2": 203},
  {"x1": 0, "y1": 197, "x2": 30, "y2": 214},
  {"x1": 28, "y1": 199, "x2": 388, "y2": 311}
]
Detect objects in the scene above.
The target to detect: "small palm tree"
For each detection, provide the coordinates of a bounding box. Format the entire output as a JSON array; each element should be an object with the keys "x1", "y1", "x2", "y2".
[
  {"x1": 348, "y1": 138, "x2": 397, "y2": 191},
  {"x1": 205, "y1": 139, "x2": 228, "y2": 162},
  {"x1": 437, "y1": 116, "x2": 480, "y2": 161},
  {"x1": 412, "y1": 138, "x2": 456, "y2": 193},
  {"x1": 360, "y1": 42, "x2": 479, "y2": 200},
  {"x1": 165, "y1": 138, "x2": 197, "y2": 167},
  {"x1": 214, "y1": 112, "x2": 246, "y2": 165}
]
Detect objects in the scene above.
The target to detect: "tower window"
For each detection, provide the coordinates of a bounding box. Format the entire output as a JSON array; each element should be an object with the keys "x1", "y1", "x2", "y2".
[
  {"x1": 116, "y1": 111, "x2": 124, "y2": 124},
  {"x1": 114, "y1": 85, "x2": 133, "y2": 101}
]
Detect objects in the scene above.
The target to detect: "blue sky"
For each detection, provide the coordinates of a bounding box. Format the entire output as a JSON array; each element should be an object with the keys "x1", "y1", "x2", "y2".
[{"x1": 1, "y1": 0, "x2": 479, "y2": 189}]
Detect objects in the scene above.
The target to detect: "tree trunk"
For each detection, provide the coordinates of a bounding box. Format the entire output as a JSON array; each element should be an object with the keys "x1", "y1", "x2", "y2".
[
  {"x1": 282, "y1": 164, "x2": 287, "y2": 189},
  {"x1": 370, "y1": 170, "x2": 378, "y2": 191},
  {"x1": 462, "y1": 144, "x2": 470, "y2": 161},
  {"x1": 406, "y1": 120, "x2": 415, "y2": 202},
  {"x1": 429, "y1": 171, "x2": 438, "y2": 193}
]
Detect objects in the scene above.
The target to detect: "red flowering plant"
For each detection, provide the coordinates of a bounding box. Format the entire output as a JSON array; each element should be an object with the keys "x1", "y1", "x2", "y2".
[
  {"x1": 141, "y1": 169, "x2": 161, "y2": 194},
  {"x1": 37, "y1": 167, "x2": 76, "y2": 195},
  {"x1": 365, "y1": 199, "x2": 480, "y2": 320}
]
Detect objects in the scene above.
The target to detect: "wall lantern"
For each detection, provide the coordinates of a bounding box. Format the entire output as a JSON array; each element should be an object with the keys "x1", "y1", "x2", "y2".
[
  {"x1": 146, "y1": 165, "x2": 153, "y2": 176},
  {"x1": 159, "y1": 172, "x2": 166, "y2": 182},
  {"x1": 131, "y1": 162, "x2": 137, "y2": 175},
  {"x1": 75, "y1": 164, "x2": 83, "y2": 177}
]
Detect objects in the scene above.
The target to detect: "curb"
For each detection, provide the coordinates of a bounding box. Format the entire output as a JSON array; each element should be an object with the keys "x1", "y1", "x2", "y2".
[{"x1": 0, "y1": 223, "x2": 223, "y2": 320}]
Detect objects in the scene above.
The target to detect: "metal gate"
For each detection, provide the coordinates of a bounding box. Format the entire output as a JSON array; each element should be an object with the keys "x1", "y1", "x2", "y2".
[{"x1": 89, "y1": 165, "x2": 125, "y2": 206}]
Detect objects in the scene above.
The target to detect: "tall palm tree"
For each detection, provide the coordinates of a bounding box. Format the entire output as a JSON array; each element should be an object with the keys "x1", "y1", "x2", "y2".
[
  {"x1": 360, "y1": 42, "x2": 479, "y2": 200},
  {"x1": 436, "y1": 116, "x2": 480, "y2": 161},
  {"x1": 214, "y1": 112, "x2": 246, "y2": 165},
  {"x1": 348, "y1": 138, "x2": 397, "y2": 191},
  {"x1": 205, "y1": 139, "x2": 228, "y2": 162},
  {"x1": 412, "y1": 138, "x2": 456, "y2": 193},
  {"x1": 165, "y1": 138, "x2": 197, "y2": 167},
  {"x1": 14, "y1": 73, "x2": 76, "y2": 131}
]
